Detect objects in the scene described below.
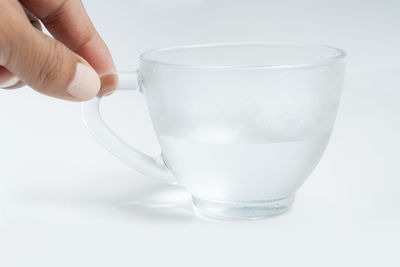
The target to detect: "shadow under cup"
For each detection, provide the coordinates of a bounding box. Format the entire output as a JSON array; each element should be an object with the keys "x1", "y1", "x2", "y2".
[{"x1": 84, "y1": 43, "x2": 346, "y2": 219}]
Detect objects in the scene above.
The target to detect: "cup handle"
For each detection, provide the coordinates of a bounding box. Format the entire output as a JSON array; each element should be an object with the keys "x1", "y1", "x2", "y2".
[{"x1": 81, "y1": 72, "x2": 178, "y2": 185}]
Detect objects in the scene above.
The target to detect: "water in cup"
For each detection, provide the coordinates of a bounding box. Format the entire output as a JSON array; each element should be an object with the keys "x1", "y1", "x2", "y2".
[{"x1": 159, "y1": 128, "x2": 331, "y2": 202}]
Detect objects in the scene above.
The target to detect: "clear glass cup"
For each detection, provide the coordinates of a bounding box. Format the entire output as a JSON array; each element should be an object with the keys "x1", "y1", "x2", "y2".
[{"x1": 82, "y1": 42, "x2": 346, "y2": 219}]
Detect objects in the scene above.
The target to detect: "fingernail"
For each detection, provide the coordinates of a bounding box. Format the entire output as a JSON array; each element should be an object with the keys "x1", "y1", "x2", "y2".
[
  {"x1": 0, "y1": 76, "x2": 20, "y2": 89},
  {"x1": 66, "y1": 63, "x2": 100, "y2": 100}
]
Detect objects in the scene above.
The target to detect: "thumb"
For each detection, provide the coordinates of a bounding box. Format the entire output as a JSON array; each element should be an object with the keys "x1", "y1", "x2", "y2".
[{"x1": 1, "y1": 16, "x2": 100, "y2": 101}]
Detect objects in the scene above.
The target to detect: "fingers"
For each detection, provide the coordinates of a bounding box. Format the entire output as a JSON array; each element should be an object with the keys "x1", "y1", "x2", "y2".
[
  {"x1": 0, "y1": 1, "x2": 100, "y2": 101},
  {"x1": 0, "y1": 4, "x2": 42, "y2": 89},
  {"x1": 20, "y1": 0, "x2": 116, "y2": 75}
]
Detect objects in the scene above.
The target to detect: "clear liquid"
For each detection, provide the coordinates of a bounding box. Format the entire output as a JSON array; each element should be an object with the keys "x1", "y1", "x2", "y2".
[{"x1": 159, "y1": 133, "x2": 330, "y2": 201}]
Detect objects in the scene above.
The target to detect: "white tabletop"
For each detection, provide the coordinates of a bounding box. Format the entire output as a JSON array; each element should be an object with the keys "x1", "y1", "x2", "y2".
[{"x1": 1, "y1": 1, "x2": 399, "y2": 266}]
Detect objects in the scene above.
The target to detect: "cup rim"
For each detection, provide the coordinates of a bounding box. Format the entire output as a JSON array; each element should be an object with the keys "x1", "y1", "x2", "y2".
[{"x1": 139, "y1": 42, "x2": 347, "y2": 70}]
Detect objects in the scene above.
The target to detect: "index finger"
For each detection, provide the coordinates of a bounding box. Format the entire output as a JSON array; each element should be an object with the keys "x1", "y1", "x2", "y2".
[{"x1": 20, "y1": 0, "x2": 115, "y2": 75}]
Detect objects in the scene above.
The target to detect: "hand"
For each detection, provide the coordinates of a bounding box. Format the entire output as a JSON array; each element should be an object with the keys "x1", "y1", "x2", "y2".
[{"x1": 0, "y1": 0, "x2": 116, "y2": 101}]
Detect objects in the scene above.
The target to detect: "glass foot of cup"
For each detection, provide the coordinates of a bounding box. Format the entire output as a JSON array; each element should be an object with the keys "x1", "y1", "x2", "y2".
[{"x1": 192, "y1": 195, "x2": 294, "y2": 220}]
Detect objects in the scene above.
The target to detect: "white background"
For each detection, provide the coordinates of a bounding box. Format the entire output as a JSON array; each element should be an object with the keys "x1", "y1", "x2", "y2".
[{"x1": 1, "y1": 0, "x2": 400, "y2": 266}]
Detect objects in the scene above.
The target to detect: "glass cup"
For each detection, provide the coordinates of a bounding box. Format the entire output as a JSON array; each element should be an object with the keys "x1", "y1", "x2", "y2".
[{"x1": 82, "y1": 42, "x2": 346, "y2": 219}]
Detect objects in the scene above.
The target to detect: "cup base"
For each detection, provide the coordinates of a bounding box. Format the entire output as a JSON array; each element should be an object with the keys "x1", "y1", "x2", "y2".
[{"x1": 192, "y1": 195, "x2": 294, "y2": 220}]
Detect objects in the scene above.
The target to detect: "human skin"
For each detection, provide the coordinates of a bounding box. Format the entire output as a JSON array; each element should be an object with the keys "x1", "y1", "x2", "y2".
[{"x1": 0, "y1": 0, "x2": 116, "y2": 101}]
